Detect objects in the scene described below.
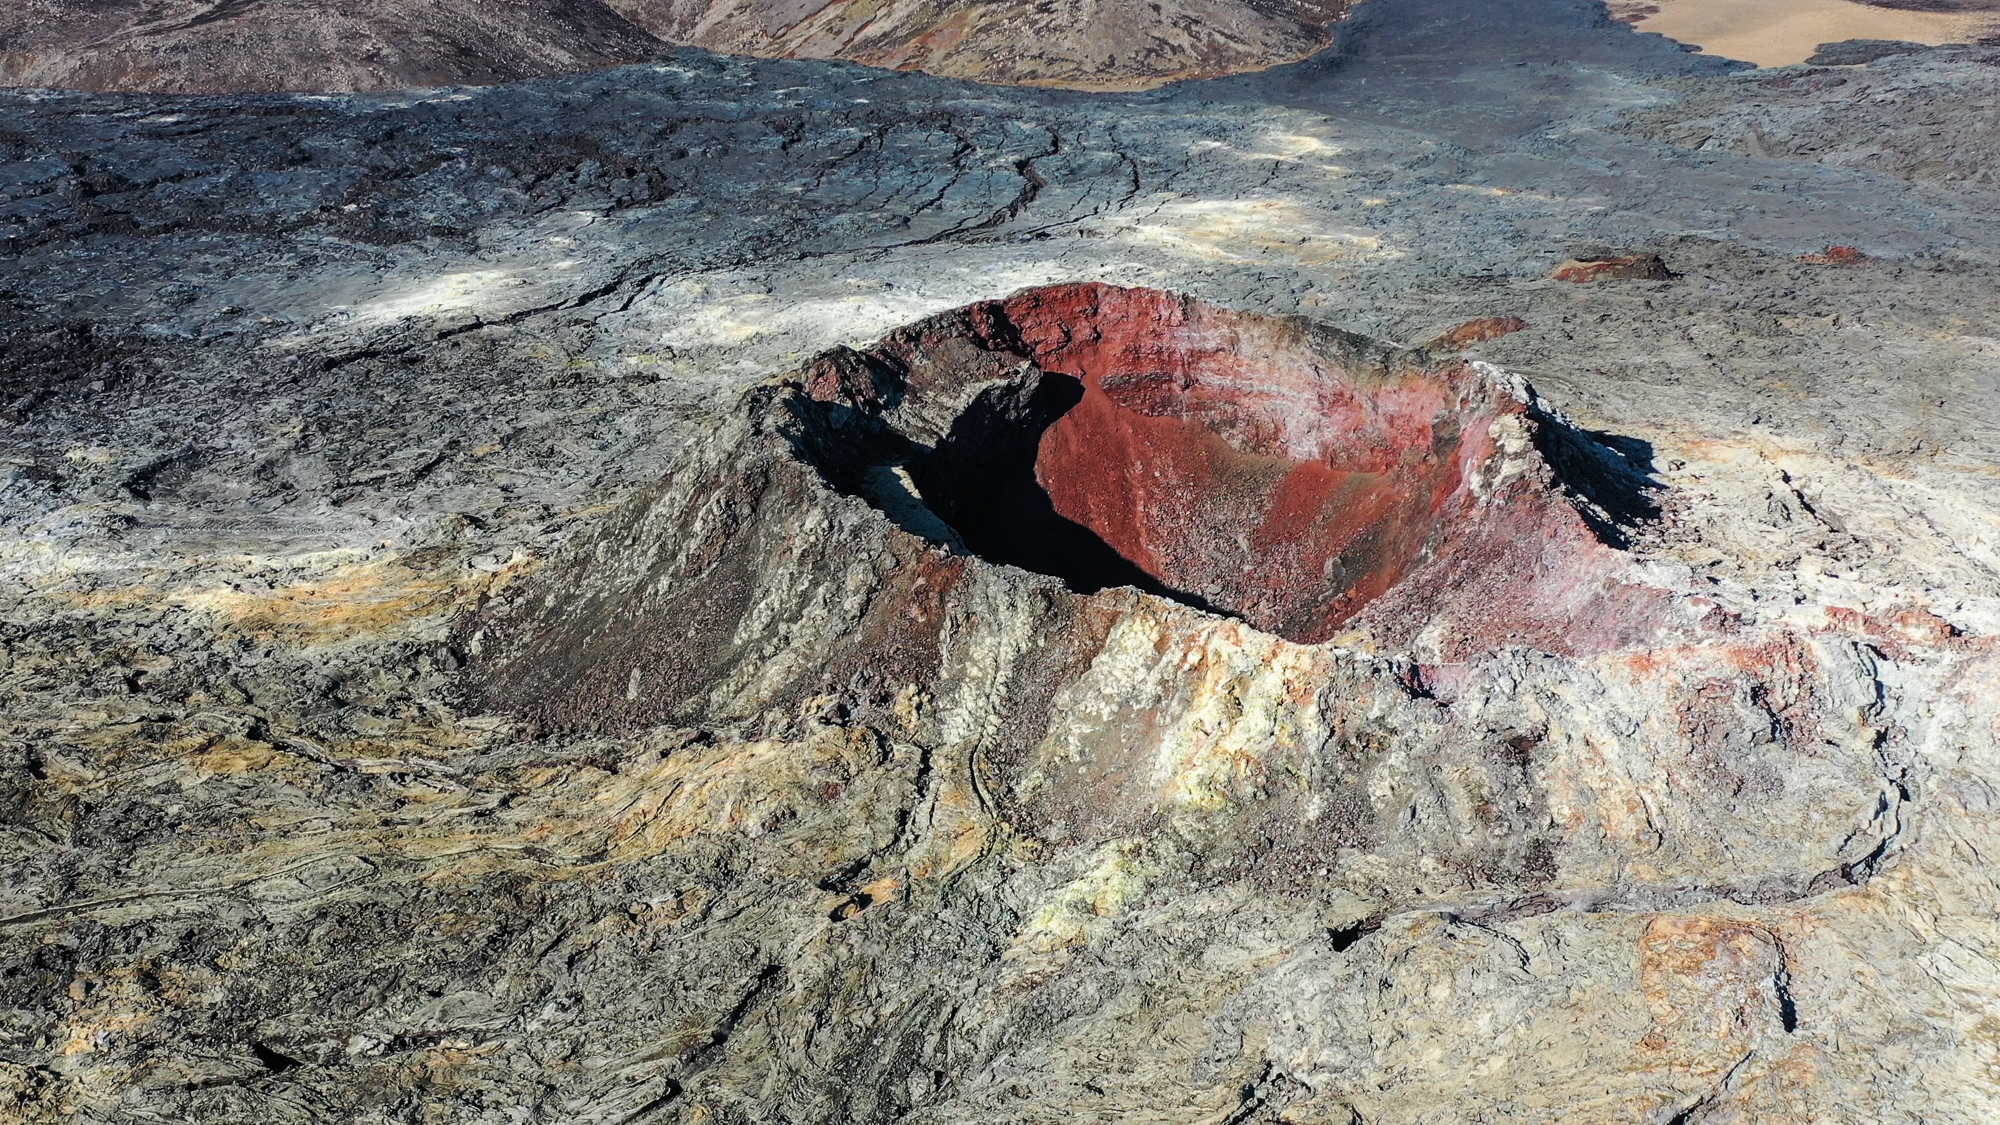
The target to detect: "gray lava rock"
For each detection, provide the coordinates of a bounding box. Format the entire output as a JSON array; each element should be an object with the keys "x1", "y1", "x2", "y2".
[
  {"x1": 2, "y1": 0, "x2": 2000, "y2": 1122},
  {"x1": 1806, "y1": 38, "x2": 1933, "y2": 65}
]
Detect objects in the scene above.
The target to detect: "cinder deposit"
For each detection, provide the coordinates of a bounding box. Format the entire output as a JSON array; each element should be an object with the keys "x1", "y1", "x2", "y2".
[{"x1": 1629, "y1": 0, "x2": 1999, "y2": 67}]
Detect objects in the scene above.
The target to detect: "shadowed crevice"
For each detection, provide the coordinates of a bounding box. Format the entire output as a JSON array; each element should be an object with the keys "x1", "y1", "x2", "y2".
[{"x1": 906, "y1": 371, "x2": 1221, "y2": 610}]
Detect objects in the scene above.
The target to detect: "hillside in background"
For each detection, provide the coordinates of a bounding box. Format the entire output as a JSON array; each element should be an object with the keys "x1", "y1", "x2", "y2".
[
  {"x1": 0, "y1": 0, "x2": 1354, "y2": 93},
  {"x1": 0, "y1": 0, "x2": 666, "y2": 94},
  {"x1": 606, "y1": 0, "x2": 1352, "y2": 89}
]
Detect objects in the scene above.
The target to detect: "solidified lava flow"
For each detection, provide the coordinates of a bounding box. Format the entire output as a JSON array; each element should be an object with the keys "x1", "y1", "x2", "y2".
[{"x1": 802, "y1": 283, "x2": 1646, "y2": 648}]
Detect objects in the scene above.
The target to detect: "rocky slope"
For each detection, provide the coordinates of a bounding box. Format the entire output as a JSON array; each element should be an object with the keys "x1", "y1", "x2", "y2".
[
  {"x1": 0, "y1": 0, "x2": 665, "y2": 94},
  {"x1": 3, "y1": 0, "x2": 2000, "y2": 1122},
  {"x1": 1623, "y1": 42, "x2": 2000, "y2": 182},
  {"x1": 0, "y1": 0, "x2": 1351, "y2": 93},
  {"x1": 605, "y1": 0, "x2": 1352, "y2": 89}
]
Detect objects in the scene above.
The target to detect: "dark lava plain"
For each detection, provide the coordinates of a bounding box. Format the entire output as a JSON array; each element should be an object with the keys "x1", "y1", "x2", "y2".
[{"x1": 3, "y1": 0, "x2": 2000, "y2": 1121}]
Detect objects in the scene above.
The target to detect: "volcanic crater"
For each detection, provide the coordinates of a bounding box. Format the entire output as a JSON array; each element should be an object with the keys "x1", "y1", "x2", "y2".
[
  {"x1": 796, "y1": 283, "x2": 1662, "y2": 650},
  {"x1": 467, "y1": 284, "x2": 1670, "y2": 738}
]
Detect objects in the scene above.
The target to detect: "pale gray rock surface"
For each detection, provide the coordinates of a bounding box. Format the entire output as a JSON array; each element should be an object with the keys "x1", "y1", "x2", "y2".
[{"x1": 1, "y1": 1, "x2": 1999, "y2": 1123}]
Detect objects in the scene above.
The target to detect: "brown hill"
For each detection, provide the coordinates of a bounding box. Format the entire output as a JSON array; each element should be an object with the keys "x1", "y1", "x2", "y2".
[
  {"x1": 0, "y1": 0, "x2": 1353, "y2": 93},
  {"x1": 606, "y1": 0, "x2": 1352, "y2": 88},
  {"x1": 0, "y1": 0, "x2": 666, "y2": 94}
]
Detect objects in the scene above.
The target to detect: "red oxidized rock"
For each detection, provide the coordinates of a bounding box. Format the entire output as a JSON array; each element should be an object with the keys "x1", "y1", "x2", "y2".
[
  {"x1": 837, "y1": 283, "x2": 1666, "y2": 655},
  {"x1": 1551, "y1": 253, "x2": 1675, "y2": 282},
  {"x1": 1424, "y1": 316, "x2": 1531, "y2": 351}
]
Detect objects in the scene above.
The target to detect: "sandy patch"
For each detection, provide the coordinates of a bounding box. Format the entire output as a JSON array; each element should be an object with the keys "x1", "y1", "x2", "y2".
[
  {"x1": 1631, "y1": 0, "x2": 1994, "y2": 67},
  {"x1": 1097, "y1": 198, "x2": 1389, "y2": 266}
]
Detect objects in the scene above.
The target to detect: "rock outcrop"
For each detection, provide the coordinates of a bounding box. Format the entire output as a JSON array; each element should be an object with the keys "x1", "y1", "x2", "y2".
[{"x1": 1551, "y1": 253, "x2": 1677, "y2": 283}]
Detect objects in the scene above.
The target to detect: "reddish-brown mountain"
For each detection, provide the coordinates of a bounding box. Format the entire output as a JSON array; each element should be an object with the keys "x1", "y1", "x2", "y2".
[
  {"x1": 606, "y1": 0, "x2": 1352, "y2": 88},
  {"x1": 0, "y1": 0, "x2": 665, "y2": 94}
]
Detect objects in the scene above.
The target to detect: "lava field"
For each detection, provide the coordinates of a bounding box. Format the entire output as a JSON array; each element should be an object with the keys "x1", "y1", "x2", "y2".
[{"x1": 4, "y1": 1, "x2": 2000, "y2": 1122}]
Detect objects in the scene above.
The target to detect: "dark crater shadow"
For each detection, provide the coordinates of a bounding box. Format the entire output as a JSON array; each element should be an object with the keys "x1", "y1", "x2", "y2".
[
  {"x1": 907, "y1": 372, "x2": 1214, "y2": 606},
  {"x1": 788, "y1": 369, "x2": 1226, "y2": 615},
  {"x1": 1528, "y1": 408, "x2": 1661, "y2": 549}
]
